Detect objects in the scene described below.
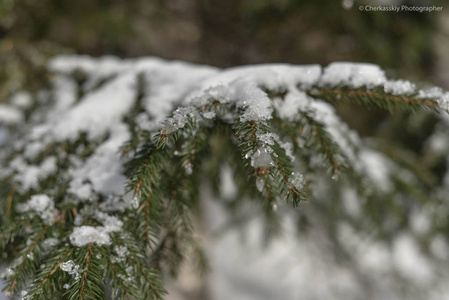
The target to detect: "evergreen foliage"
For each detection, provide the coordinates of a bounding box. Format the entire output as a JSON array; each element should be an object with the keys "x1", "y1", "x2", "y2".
[{"x1": 1, "y1": 56, "x2": 449, "y2": 299}]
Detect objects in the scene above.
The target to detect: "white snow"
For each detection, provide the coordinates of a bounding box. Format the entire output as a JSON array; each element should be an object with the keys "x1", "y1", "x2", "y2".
[
  {"x1": 287, "y1": 172, "x2": 305, "y2": 190},
  {"x1": 69, "y1": 210, "x2": 122, "y2": 247},
  {"x1": 51, "y1": 73, "x2": 137, "y2": 142},
  {"x1": 11, "y1": 156, "x2": 57, "y2": 191},
  {"x1": 68, "y1": 124, "x2": 130, "y2": 200},
  {"x1": 95, "y1": 211, "x2": 123, "y2": 233},
  {"x1": 319, "y1": 62, "x2": 387, "y2": 88},
  {"x1": 273, "y1": 90, "x2": 310, "y2": 121},
  {"x1": 2, "y1": 55, "x2": 449, "y2": 300},
  {"x1": 42, "y1": 238, "x2": 59, "y2": 251},
  {"x1": 358, "y1": 149, "x2": 393, "y2": 192},
  {"x1": 136, "y1": 58, "x2": 218, "y2": 126},
  {"x1": 17, "y1": 194, "x2": 57, "y2": 225},
  {"x1": 384, "y1": 79, "x2": 416, "y2": 95},
  {"x1": 113, "y1": 246, "x2": 129, "y2": 262},
  {"x1": 0, "y1": 104, "x2": 24, "y2": 125},
  {"x1": 278, "y1": 139, "x2": 295, "y2": 162},
  {"x1": 393, "y1": 233, "x2": 434, "y2": 284},
  {"x1": 257, "y1": 133, "x2": 275, "y2": 146},
  {"x1": 249, "y1": 148, "x2": 275, "y2": 169},
  {"x1": 69, "y1": 226, "x2": 112, "y2": 247},
  {"x1": 220, "y1": 165, "x2": 237, "y2": 199},
  {"x1": 417, "y1": 87, "x2": 449, "y2": 111},
  {"x1": 10, "y1": 92, "x2": 33, "y2": 109},
  {"x1": 341, "y1": 187, "x2": 361, "y2": 218}
]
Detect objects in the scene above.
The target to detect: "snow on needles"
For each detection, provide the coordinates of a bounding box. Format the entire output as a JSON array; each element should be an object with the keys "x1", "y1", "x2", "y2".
[
  {"x1": 17, "y1": 194, "x2": 57, "y2": 225},
  {"x1": 319, "y1": 62, "x2": 387, "y2": 88},
  {"x1": 3, "y1": 55, "x2": 449, "y2": 248}
]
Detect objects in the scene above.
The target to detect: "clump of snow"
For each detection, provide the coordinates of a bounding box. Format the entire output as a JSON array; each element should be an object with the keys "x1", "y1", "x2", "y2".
[
  {"x1": 198, "y1": 64, "x2": 321, "y2": 92},
  {"x1": 184, "y1": 162, "x2": 193, "y2": 175},
  {"x1": 357, "y1": 149, "x2": 393, "y2": 193},
  {"x1": 42, "y1": 238, "x2": 59, "y2": 252},
  {"x1": 426, "y1": 130, "x2": 449, "y2": 156},
  {"x1": 203, "y1": 111, "x2": 216, "y2": 119},
  {"x1": 11, "y1": 156, "x2": 57, "y2": 191},
  {"x1": 417, "y1": 86, "x2": 444, "y2": 100},
  {"x1": 95, "y1": 211, "x2": 123, "y2": 233},
  {"x1": 17, "y1": 194, "x2": 57, "y2": 225},
  {"x1": 249, "y1": 148, "x2": 275, "y2": 169},
  {"x1": 49, "y1": 77, "x2": 78, "y2": 113},
  {"x1": 417, "y1": 87, "x2": 449, "y2": 111},
  {"x1": 384, "y1": 80, "x2": 416, "y2": 95},
  {"x1": 69, "y1": 210, "x2": 122, "y2": 247},
  {"x1": 69, "y1": 226, "x2": 112, "y2": 247},
  {"x1": 68, "y1": 124, "x2": 129, "y2": 201},
  {"x1": 319, "y1": 62, "x2": 386, "y2": 88},
  {"x1": 10, "y1": 92, "x2": 33, "y2": 109},
  {"x1": 279, "y1": 139, "x2": 295, "y2": 162},
  {"x1": 436, "y1": 92, "x2": 449, "y2": 111},
  {"x1": 115, "y1": 245, "x2": 129, "y2": 258},
  {"x1": 113, "y1": 246, "x2": 129, "y2": 263},
  {"x1": 287, "y1": 172, "x2": 305, "y2": 190},
  {"x1": 188, "y1": 64, "x2": 320, "y2": 124},
  {"x1": 273, "y1": 90, "x2": 310, "y2": 121},
  {"x1": 341, "y1": 187, "x2": 361, "y2": 218},
  {"x1": 258, "y1": 133, "x2": 275, "y2": 146},
  {"x1": 0, "y1": 105, "x2": 24, "y2": 125},
  {"x1": 238, "y1": 83, "x2": 273, "y2": 122},
  {"x1": 160, "y1": 106, "x2": 198, "y2": 134},
  {"x1": 52, "y1": 73, "x2": 137, "y2": 141},
  {"x1": 410, "y1": 208, "x2": 431, "y2": 236},
  {"x1": 220, "y1": 165, "x2": 237, "y2": 199},
  {"x1": 255, "y1": 178, "x2": 265, "y2": 192},
  {"x1": 393, "y1": 233, "x2": 434, "y2": 285},
  {"x1": 134, "y1": 57, "x2": 217, "y2": 127}
]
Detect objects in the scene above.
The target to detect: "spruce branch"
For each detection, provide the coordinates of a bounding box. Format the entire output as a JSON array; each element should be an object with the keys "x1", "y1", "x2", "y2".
[
  {"x1": 307, "y1": 87, "x2": 440, "y2": 112},
  {"x1": 298, "y1": 111, "x2": 351, "y2": 177},
  {"x1": 5, "y1": 224, "x2": 50, "y2": 296},
  {"x1": 2, "y1": 56, "x2": 449, "y2": 300},
  {"x1": 26, "y1": 248, "x2": 74, "y2": 299},
  {"x1": 66, "y1": 244, "x2": 104, "y2": 300},
  {"x1": 5, "y1": 185, "x2": 16, "y2": 221}
]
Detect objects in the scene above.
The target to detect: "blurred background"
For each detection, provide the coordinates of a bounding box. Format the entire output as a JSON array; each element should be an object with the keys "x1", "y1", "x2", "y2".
[{"x1": 1, "y1": 0, "x2": 449, "y2": 299}]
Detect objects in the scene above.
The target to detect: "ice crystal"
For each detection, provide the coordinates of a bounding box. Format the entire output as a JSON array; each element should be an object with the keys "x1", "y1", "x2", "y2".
[
  {"x1": 287, "y1": 172, "x2": 305, "y2": 190},
  {"x1": 60, "y1": 260, "x2": 81, "y2": 281},
  {"x1": 250, "y1": 148, "x2": 274, "y2": 169},
  {"x1": 256, "y1": 178, "x2": 265, "y2": 192}
]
